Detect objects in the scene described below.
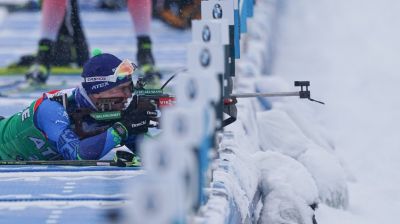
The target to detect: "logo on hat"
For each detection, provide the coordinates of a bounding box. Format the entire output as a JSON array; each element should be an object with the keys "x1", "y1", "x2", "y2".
[
  {"x1": 85, "y1": 77, "x2": 109, "y2": 82},
  {"x1": 91, "y1": 82, "x2": 109, "y2": 90},
  {"x1": 81, "y1": 53, "x2": 133, "y2": 94}
]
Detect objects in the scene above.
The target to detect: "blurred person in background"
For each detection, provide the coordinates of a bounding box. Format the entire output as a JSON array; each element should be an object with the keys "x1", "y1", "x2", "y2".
[{"x1": 25, "y1": 0, "x2": 159, "y2": 86}]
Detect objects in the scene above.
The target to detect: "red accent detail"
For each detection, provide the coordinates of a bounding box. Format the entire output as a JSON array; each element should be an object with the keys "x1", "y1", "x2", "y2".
[
  {"x1": 224, "y1": 98, "x2": 233, "y2": 105},
  {"x1": 158, "y1": 97, "x2": 175, "y2": 108},
  {"x1": 33, "y1": 90, "x2": 61, "y2": 111},
  {"x1": 30, "y1": 89, "x2": 61, "y2": 140}
]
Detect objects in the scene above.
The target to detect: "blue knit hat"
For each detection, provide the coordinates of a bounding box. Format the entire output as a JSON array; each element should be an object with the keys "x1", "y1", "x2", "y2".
[{"x1": 81, "y1": 53, "x2": 133, "y2": 94}]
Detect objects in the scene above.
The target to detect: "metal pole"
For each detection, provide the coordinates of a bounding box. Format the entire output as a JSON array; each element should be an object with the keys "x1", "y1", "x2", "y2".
[{"x1": 229, "y1": 91, "x2": 300, "y2": 98}]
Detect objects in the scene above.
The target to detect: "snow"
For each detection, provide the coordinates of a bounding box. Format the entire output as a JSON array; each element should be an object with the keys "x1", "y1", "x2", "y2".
[
  {"x1": 258, "y1": 190, "x2": 315, "y2": 224},
  {"x1": 257, "y1": 109, "x2": 311, "y2": 158},
  {"x1": 0, "y1": 7, "x2": 7, "y2": 25},
  {"x1": 256, "y1": 106, "x2": 348, "y2": 209},
  {"x1": 0, "y1": 0, "x2": 31, "y2": 4},
  {"x1": 298, "y1": 145, "x2": 348, "y2": 209},
  {"x1": 272, "y1": 0, "x2": 400, "y2": 223}
]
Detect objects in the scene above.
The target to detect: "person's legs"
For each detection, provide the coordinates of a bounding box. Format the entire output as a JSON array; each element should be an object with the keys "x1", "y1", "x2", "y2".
[
  {"x1": 26, "y1": 0, "x2": 67, "y2": 84},
  {"x1": 41, "y1": 0, "x2": 67, "y2": 41},
  {"x1": 127, "y1": 0, "x2": 156, "y2": 71},
  {"x1": 127, "y1": 0, "x2": 151, "y2": 36}
]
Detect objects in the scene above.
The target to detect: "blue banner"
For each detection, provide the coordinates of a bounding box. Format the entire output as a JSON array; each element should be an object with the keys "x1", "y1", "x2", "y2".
[{"x1": 234, "y1": 9, "x2": 241, "y2": 58}]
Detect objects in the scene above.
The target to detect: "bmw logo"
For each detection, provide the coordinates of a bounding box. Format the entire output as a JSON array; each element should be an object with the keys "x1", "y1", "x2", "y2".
[
  {"x1": 202, "y1": 25, "x2": 211, "y2": 42},
  {"x1": 145, "y1": 194, "x2": 157, "y2": 212},
  {"x1": 157, "y1": 148, "x2": 167, "y2": 169},
  {"x1": 187, "y1": 78, "x2": 197, "y2": 100},
  {"x1": 175, "y1": 115, "x2": 188, "y2": 135},
  {"x1": 200, "y1": 48, "x2": 211, "y2": 67},
  {"x1": 212, "y1": 3, "x2": 223, "y2": 19}
]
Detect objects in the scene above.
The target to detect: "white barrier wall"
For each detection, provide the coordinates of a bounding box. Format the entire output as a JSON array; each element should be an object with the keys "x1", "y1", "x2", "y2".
[{"x1": 124, "y1": 0, "x2": 345, "y2": 223}]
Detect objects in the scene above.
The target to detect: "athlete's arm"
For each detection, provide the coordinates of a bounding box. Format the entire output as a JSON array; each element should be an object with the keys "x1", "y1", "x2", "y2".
[{"x1": 34, "y1": 99, "x2": 122, "y2": 160}]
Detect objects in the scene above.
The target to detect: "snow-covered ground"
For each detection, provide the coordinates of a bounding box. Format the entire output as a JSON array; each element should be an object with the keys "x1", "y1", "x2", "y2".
[{"x1": 273, "y1": 0, "x2": 400, "y2": 223}]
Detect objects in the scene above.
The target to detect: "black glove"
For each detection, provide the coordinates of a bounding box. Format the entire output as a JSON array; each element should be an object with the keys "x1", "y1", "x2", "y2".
[
  {"x1": 113, "y1": 150, "x2": 141, "y2": 167},
  {"x1": 113, "y1": 97, "x2": 158, "y2": 137}
]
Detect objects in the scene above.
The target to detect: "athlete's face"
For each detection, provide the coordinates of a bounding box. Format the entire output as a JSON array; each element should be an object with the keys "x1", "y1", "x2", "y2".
[{"x1": 90, "y1": 81, "x2": 133, "y2": 110}]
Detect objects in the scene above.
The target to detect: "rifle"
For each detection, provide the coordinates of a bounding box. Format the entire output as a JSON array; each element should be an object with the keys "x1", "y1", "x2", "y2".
[
  {"x1": 131, "y1": 74, "x2": 176, "y2": 109},
  {"x1": 52, "y1": 73, "x2": 322, "y2": 136},
  {"x1": 61, "y1": 75, "x2": 176, "y2": 139}
]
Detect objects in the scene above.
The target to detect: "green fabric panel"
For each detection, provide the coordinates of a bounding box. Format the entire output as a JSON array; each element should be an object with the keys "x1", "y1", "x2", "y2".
[{"x1": 0, "y1": 101, "x2": 61, "y2": 160}]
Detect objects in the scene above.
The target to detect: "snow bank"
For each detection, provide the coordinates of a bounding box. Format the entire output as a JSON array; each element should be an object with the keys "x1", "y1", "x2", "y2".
[
  {"x1": 257, "y1": 109, "x2": 311, "y2": 158},
  {"x1": 253, "y1": 150, "x2": 318, "y2": 224},
  {"x1": 298, "y1": 146, "x2": 348, "y2": 209},
  {"x1": 256, "y1": 108, "x2": 349, "y2": 209}
]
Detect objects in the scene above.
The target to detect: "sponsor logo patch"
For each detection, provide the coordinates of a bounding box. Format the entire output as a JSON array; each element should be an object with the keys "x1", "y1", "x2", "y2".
[
  {"x1": 131, "y1": 121, "x2": 146, "y2": 128},
  {"x1": 91, "y1": 82, "x2": 109, "y2": 90},
  {"x1": 86, "y1": 77, "x2": 108, "y2": 82}
]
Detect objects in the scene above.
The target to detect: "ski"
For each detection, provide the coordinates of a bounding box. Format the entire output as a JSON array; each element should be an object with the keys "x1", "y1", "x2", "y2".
[
  {"x1": 0, "y1": 159, "x2": 140, "y2": 167},
  {"x1": 0, "y1": 79, "x2": 26, "y2": 97},
  {"x1": 16, "y1": 80, "x2": 68, "y2": 93},
  {"x1": 0, "y1": 80, "x2": 25, "y2": 90},
  {"x1": 0, "y1": 66, "x2": 83, "y2": 76},
  {"x1": 0, "y1": 80, "x2": 70, "y2": 98}
]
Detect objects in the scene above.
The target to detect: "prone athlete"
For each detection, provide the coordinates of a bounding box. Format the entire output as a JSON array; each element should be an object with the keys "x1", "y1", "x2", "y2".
[{"x1": 0, "y1": 52, "x2": 158, "y2": 162}]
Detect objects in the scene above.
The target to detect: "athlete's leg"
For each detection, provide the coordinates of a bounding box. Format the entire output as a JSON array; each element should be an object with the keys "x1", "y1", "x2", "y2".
[
  {"x1": 127, "y1": 0, "x2": 160, "y2": 87},
  {"x1": 127, "y1": 0, "x2": 155, "y2": 67},
  {"x1": 127, "y1": 0, "x2": 151, "y2": 36},
  {"x1": 41, "y1": 0, "x2": 67, "y2": 41},
  {"x1": 26, "y1": 0, "x2": 68, "y2": 84}
]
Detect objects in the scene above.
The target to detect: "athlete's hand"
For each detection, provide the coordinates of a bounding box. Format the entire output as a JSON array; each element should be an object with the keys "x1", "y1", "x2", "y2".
[
  {"x1": 114, "y1": 98, "x2": 158, "y2": 136},
  {"x1": 124, "y1": 96, "x2": 157, "y2": 116}
]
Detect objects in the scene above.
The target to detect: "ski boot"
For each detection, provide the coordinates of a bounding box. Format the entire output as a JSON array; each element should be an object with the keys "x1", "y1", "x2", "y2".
[
  {"x1": 136, "y1": 35, "x2": 161, "y2": 89},
  {"x1": 25, "y1": 39, "x2": 54, "y2": 85}
]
